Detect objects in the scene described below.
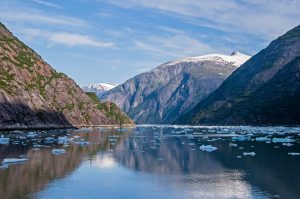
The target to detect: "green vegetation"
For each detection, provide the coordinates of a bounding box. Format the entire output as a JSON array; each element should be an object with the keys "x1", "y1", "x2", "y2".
[{"x1": 86, "y1": 92, "x2": 131, "y2": 125}]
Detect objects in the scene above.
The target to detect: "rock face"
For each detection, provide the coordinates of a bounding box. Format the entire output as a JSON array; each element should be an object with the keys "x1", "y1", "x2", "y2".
[
  {"x1": 0, "y1": 23, "x2": 133, "y2": 129},
  {"x1": 177, "y1": 25, "x2": 300, "y2": 125},
  {"x1": 82, "y1": 83, "x2": 118, "y2": 98},
  {"x1": 101, "y1": 52, "x2": 250, "y2": 124}
]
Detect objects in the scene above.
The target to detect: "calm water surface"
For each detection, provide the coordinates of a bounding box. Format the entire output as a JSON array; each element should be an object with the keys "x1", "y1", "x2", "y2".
[{"x1": 1, "y1": 125, "x2": 300, "y2": 199}]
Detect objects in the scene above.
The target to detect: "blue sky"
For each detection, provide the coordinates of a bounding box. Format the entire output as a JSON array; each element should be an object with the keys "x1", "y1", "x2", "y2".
[{"x1": 0, "y1": 0, "x2": 299, "y2": 86}]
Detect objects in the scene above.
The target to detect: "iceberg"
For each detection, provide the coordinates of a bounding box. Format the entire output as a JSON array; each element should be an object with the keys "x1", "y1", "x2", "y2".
[
  {"x1": 199, "y1": 144, "x2": 217, "y2": 152},
  {"x1": 272, "y1": 138, "x2": 295, "y2": 143},
  {"x1": 282, "y1": 143, "x2": 293, "y2": 147},
  {"x1": 243, "y1": 152, "x2": 256, "y2": 156},
  {"x1": 2, "y1": 158, "x2": 28, "y2": 164},
  {"x1": 229, "y1": 143, "x2": 237, "y2": 147},
  {"x1": 26, "y1": 132, "x2": 38, "y2": 138},
  {"x1": 51, "y1": 149, "x2": 66, "y2": 155},
  {"x1": 255, "y1": 137, "x2": 271, "y2": 142},
  {"x1": 0, "y1": 136, "x2": 9, "y2": 144},
  {"x1": 74, "y1": 141, "x2": 90, "y2": 146},
  {"x1": 288, "y1": 152, "x2": 300, "y2": 156}
]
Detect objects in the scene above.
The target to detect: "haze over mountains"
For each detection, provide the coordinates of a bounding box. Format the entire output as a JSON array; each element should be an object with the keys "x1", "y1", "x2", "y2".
[
  {"x1": 101, "y1": 52, "x2": 250, "y2": 124},
  {"x1": 177, "y1": 25, "x2": 300, "y2": 125},
  {"x1": 0, "y1": 23, "x2": 133, "y2": 129}
]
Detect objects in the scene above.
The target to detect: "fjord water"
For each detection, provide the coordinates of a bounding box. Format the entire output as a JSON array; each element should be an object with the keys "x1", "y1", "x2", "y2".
[{"x1": 1, "y1": 126, "x2": 300, "y2": 199}]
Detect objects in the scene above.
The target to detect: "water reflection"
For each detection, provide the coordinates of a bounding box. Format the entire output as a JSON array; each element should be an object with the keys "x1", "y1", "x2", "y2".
[
  {"x1": 0, "y1": 128, "x2": 131, "y2": 199},
  {"x1": 0, "y1": 126, "x2": 300, "y2": 199}
]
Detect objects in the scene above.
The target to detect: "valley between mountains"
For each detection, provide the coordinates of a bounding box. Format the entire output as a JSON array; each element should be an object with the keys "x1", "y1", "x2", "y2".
[{"x1": 1, "y1": 22, "x2": 300, "y2": 127}]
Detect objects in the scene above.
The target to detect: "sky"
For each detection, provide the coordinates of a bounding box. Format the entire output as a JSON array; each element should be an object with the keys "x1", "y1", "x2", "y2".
[{"x1": 0, "y1": 0, "x2": 300, "y2": 86}]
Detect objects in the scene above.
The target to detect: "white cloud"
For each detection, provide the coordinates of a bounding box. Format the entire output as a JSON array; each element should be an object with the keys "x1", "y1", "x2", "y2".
[
  {"x1": 49, "y1": 32, "x2": 115, "y2": 48},
  {"x1": 31, "y1": 0, "x2": 62, "y2": 9},
  {"x1": 107, "y1": 0, "x2": 300, "y2": 39},
  {"x1": 20, "y1": 28, "x2": 115, "y2": 48},
  {"x1": 0, "y1": 5, "x2": 87, "y2": 27}
]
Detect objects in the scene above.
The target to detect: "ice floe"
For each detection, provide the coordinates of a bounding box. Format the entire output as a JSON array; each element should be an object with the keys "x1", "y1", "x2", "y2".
[
  {"x1": 74, "y1": 141, "x2": 90, "y2": 146},
  {"x1": 243, "y1": 152, "x2": 256, "y2": 156},
  {"x1": 2, "y1": 158, "x2": 28, "y2": 164},
  {"x1": 282, "y1": 143, "x2": 293, "y2": 147},
  {"x1": 0, "y1": 135, "x2": 9, "y2": 144},
  {"x1": 288, "y1": 152, "x2": 300, "y2": 156},
  {"x1": 272, "y1": 138, "x2": 295, "y2": 143},
  {"x1": 52, "y1": 149, "x2": 66, "y2": 155},
  {"x1": 199, "y1": 145, "x2": 217, "y2": 152},
  {"x1": 255, "y1": 137, "x2": 271, "y2": 142}
]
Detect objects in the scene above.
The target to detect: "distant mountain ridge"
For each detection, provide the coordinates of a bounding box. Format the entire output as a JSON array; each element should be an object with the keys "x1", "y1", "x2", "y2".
[
  {"x1": 0, "y1": 23, "x2": 133, "y2": 128},
  {"x1": 176, "y1": 25, "x2": 300, "y2": 125},
  {"x1": 82, "y1": 83, "x2": 118, "y2": 98},
  {"x1": 101, "y1": 51, "x2": 250, "y2": 124}
]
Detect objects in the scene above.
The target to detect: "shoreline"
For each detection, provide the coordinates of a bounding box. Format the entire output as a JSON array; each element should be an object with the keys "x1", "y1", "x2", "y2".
[{"x1": 0, "y1": 124, "x2": 136, "y2": 131}]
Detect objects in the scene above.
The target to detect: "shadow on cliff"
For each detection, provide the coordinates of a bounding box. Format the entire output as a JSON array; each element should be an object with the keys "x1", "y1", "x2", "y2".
[{"x1": 0, "y1": 102, "x2": 72, "y2": 129}]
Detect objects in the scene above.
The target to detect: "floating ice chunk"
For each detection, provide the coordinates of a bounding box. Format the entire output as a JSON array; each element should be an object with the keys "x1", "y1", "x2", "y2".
[
  {"x1": 26, "y1": 132, "x2": 38, "y2": 138},
  {"x1": 199, "y1": 144, "x2": 217, "y2": 152},
  {"x1": 256, "y1": 137, "x2": 271, "y2": 142},
  {"x1": 243, "y1": 152, "x2": 256, "y2": 156},
  {"x1": 237, "y1": 156, "x2": 242, "y2": 158},
  {"x1": 32, "y1": 148, "x2": 40, "y2": 151},
  {"x1": 74, "y1": 141, "x2": 90, "y2": 146},
  {"x1": 282, "y1": 143, "x2": 294, "y2": 147},
  {"x1": 52, "y1": 149, "x2": 66, "y2": 155},
  {"x1": 288, "y1": 152, "x2": 300, "y2": 156},
  {"x1": 207, "y1": 138, "x2": 218, "y2": 142},
  {"x1": 0, "y1": 136, "x2": 9, "y2": 144},
  {"x1": 2, "y1": 158, "x2": 28, "y2": 164},
  {"x1": 229, "y1": 143, "x2": 237, "y2": 147},
  {"x1": 232, "y1": 136, "x2": 249, "y2": 141},
  {"x1": 58, "y1": 136, "x2": 69, "y2": 144},
  {"x1": 73, "y1": 135, "x2": 80, "y2": 139},
  {"x1": 272, "y1": 138, "x2": 295, "y2": 143}
]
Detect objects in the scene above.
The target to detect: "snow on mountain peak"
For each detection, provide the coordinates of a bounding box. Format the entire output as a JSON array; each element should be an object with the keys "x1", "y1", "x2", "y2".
[
  {"x1": 86, "y1": 83, "x2": 118, "y2": 91},
  {"x1": 163, "y1": 51, "x2": 251, "y2": 68},
  {"x1": 82, "y1": 83, "x2": 119, "y2": 97}
]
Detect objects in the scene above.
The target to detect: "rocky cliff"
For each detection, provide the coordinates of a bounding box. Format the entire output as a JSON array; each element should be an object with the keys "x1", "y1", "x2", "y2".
[
  {"x1": 177, "y1": 25, "x2": 300, "y2": 125},
  {"x1": 0, "y1": 23, "x2": 133, "y2": 129},
  {"x1": 101, "y1": 52, "x2": 249, "y2": 124}
]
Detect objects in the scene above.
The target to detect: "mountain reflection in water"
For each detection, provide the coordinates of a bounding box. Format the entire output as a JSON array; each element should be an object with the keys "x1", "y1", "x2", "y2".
[{"x1": 0, "y1": 126, "x2": 300, "y2": 199}]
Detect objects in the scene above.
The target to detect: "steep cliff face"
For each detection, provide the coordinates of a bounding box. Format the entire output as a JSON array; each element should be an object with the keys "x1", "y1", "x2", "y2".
[
  {"x1": 0, "y1": 23, "x2": 133, "y2": 128},
  {"x1": 101, "y1": 52, "x2": 249, "y2": 124},
  {"x1": 177, "y1": 25, "x2": 300, "y2": 125}
]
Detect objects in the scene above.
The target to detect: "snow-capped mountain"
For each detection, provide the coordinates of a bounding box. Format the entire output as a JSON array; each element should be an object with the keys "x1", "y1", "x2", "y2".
[
  {"x1": 82, "y1": 83, "x2": 119, "y2": 98},
  {"x1": 101, "y1": 51, "x2": 250, "y2": 124},
  {"x1": 177, "y1": 25, "x2": 300, "y2": 125},
  {"x1": 160, "y1": 51, "x2": 249, "y2": 68}
]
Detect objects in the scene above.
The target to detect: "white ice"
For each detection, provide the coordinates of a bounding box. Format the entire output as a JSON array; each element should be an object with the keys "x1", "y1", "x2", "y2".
[
  {"x1": 199, "y1": 145, "x2": 217, "y2": 152},
  {"x1": 51, "y1": 149, "x2": 66, "y2": 155},
  {"x1": 2, "y1": 158, "x2": 28, "y2": 164},
  {"x1": 243, "y1": 152, "x2": 256, "y2": 156}
]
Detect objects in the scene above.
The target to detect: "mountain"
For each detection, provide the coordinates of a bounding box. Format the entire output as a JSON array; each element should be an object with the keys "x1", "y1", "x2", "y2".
[
  {"x1": 82, "y1": 83, "x2": 118, "y2": 98},
  {"x1": 177, "y1": 25, "x2": 300, "y2": 125},
  {"x1": 101, "y1": 52, "x2": 250, "y2": 124},
  {"x1": 0, "y1": 23, "x2": 133, "y2": 129}
]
